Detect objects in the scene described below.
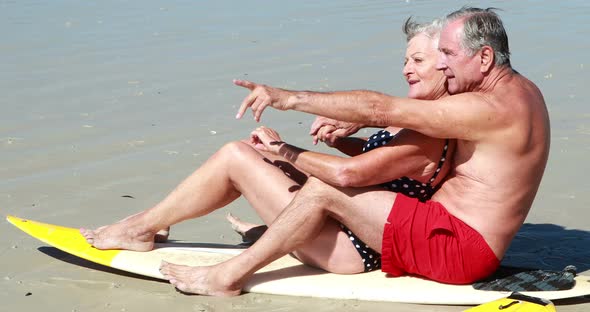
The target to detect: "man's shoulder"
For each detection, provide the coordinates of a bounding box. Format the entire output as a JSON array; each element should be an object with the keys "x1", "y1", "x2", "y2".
[
  {"x1": 499, "y1": 70, "x2": 542, "y2": 97},
  {"x1": 441, "y1": 92, "x2": 494, "y2": 111}
]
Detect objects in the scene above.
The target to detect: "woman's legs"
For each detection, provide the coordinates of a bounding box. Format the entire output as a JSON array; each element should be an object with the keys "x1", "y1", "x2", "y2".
[
  {"x1": 82, "y1": 141, "x2": 387, "y2": 276},
  {"x1": 226, "y1": 213, "x2": 267, "y2": 245},
  {"x1": 81, "y1": 140, "x2": 304, "y2": 251}
]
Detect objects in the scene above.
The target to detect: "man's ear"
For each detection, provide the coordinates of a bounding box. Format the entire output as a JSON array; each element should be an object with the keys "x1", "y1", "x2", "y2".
[{"x1": 480, "y1": 46, "x2": 494, "y2": 73}]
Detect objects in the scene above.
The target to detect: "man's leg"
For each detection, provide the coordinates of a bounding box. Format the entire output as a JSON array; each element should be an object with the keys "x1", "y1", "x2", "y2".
[{"x1": 159, "y1": 176, "x2": 397, "y2": 295}]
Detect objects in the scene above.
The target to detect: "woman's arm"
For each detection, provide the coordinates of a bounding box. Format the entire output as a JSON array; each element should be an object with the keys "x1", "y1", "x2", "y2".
[
  {"x1": 251, "y1": 127, "x2": 444, "y2": 188},
  {"x1": 329, "y1": 137, "x2": 366, "y2": 157}
]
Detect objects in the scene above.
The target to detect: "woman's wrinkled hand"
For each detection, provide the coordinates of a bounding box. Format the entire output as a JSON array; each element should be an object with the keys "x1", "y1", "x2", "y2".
[
  {"x1": 250, "y1": 126, "x2": 285, "y2": 154},
  {"x1": 310, "y1": 116, "x2": 363, "y2": 146}
]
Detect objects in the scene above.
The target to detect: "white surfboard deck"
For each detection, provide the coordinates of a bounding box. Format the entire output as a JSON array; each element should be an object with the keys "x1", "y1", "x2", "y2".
[{"x1": 7, "y1": 215, "x2": 590, "y2": 305}]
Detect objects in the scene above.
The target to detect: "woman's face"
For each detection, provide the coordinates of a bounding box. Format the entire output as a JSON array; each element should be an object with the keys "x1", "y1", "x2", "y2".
[{"x1": 403, "y1": 33, "x2": 447, "y2": 100}]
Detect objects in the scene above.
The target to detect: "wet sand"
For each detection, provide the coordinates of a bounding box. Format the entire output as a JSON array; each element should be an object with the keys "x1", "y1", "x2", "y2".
[{"x1": 2, "y1": 1, "x2": 590, "y2": 311}]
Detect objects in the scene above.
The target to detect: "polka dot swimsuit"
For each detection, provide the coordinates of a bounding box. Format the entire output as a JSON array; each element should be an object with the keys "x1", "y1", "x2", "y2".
[
  {"x1": 368, "y1": 130, "x2": 450, "y2": 201},
  {"x1": 341, "y1": 129, "x2": 450, "y2": 272}
]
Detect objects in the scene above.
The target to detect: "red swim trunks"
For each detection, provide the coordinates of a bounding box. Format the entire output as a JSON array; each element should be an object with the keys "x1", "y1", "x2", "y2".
[{"x1": 381, "y1": 194, "x2": 500, "y2": 284}]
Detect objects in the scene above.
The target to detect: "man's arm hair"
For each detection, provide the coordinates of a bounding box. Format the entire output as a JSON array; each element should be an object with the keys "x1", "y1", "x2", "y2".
[{"x1": 288, "y1": 90, "x2": 508, "y2": 141}]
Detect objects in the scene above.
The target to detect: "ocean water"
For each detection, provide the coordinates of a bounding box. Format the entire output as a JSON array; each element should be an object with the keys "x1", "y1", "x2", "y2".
[{"x1": 1, "y1": 0, "x2": 589, "y2": 278}]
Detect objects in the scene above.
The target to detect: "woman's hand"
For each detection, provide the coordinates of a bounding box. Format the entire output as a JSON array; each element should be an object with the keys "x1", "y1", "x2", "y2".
[
  {"x1": 250, "y1": 126, "x2": 285, "y2": 154},
  {"x1": 314, "y1": 124, "x2": 340, "y2": 147},
  {"x1": 310, "y1": 116, "x2": 363, "y2": 146}
]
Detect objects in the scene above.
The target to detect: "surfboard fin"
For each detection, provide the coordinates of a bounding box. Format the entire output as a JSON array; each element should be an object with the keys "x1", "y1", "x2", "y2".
[{"x1": 463, "y1": 293, "x2": 556, "y2": 312}]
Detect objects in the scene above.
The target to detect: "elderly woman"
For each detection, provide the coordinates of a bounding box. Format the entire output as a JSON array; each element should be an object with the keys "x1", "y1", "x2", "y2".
[
  {"x1": 229, "y1": 17, "x2": 452, "y2": 272},
  {"x1": 81, "y1": 17, "x2": 453, "y2": 286}
]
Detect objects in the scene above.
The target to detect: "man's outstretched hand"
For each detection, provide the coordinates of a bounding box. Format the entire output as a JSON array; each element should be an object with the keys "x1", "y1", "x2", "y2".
[{"x1": 234, "y1": 79, "x2": 292, "y2": 122}]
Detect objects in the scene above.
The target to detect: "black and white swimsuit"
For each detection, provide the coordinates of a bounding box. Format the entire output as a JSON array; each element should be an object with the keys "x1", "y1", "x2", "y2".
[{"x1": 340, "y1": 129, "x2": 450, "y2": 272}]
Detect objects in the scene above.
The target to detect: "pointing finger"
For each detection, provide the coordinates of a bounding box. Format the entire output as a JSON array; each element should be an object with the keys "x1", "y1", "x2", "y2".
[{"x1": 233, "y1": 79, "x2": 257, "y2": 90}]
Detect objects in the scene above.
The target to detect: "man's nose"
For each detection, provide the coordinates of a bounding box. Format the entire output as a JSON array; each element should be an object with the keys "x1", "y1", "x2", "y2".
[{"x1": 436, "y1": 53, "x2": 447, "y2": 71}]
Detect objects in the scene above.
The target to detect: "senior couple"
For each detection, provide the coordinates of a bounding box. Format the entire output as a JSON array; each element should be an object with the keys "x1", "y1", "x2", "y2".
[{"x1": 81, "y1": 7, "x2": 550, "y2": 296}]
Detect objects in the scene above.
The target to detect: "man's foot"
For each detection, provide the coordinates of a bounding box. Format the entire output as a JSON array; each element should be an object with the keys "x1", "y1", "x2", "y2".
[
  {"x1": 80, "y1": 221, "x2": 155, "y2": 251},
  {"x1": 159, "y1": 261, "x2": 242, "y2": 296},
  {"x1": 226, "y1": 213, "x2": 267, "y2": 244}
]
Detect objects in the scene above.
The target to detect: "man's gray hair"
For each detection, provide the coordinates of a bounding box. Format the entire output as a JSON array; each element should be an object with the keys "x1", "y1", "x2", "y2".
[
  {"x1": 403, "y1": 17, "x2": 442, "y2": 43},
  {"x1": 444, "y1": 6, "x2": 511, "y2": 67}
]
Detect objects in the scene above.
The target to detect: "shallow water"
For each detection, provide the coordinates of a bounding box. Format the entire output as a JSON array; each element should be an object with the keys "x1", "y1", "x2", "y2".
[{"x1": 1, "y1": 0, "x2": 590, "y2": 310}]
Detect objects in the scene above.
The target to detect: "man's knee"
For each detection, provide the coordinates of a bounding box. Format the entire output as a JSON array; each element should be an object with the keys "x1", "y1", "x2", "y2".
[
  {"x1": 304, "y1": 176, "x2": 332, "y2": 189},
  {"x1": 301, "y1": 176, "x2": 333, "y2": 197},
  {"x1": 298, "y1": 176, "x2": 340, "y2": 212}
]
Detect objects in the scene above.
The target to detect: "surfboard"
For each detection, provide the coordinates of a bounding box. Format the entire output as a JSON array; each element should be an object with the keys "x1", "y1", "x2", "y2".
[{"x1": 7, "y1": 215, "x2": 590, "y2": 305}]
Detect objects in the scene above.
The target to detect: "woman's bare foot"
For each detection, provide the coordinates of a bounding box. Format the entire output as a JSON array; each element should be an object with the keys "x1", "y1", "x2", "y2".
[
  {"x1": 159, "y1": 261, "x2": 242, "y2": 296},
  {"x1": 80, "y1": 221, "x2": 156, "y2": 251},
  {"x1": 226, "y1": 213, "x2": 267, "y2": 244},
  {"x1": 154, "y1": 227, "x2": 170, "y2": 243},
  {"x1": 98, "y1": 213, "x2": 171, "y2": 243}
]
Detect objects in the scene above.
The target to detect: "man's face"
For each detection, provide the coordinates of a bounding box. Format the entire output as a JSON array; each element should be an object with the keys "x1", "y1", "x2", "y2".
[{"x1": 436, "y1": 19, "x2": 482, "y2": 94}]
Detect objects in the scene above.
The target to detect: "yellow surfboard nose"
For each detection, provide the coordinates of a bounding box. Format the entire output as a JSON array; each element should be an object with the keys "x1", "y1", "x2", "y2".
[{"x1": 6, "y1": 215, "x2": 120, "y2": 267}]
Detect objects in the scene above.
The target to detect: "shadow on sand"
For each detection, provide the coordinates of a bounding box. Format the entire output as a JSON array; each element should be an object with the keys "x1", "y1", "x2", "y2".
[
  {"x1": 500, "y1": 223, "x2": 590, "y2": 305},
  {"x1": 502, "y1": 223, "x2": 590, "y2": 273},
  {"x1": 37, "y1": 241, "x2": 247, "y2": 283},
  {"x1": 38, "y1": 246, "x2": 163, "y2": 282}
]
